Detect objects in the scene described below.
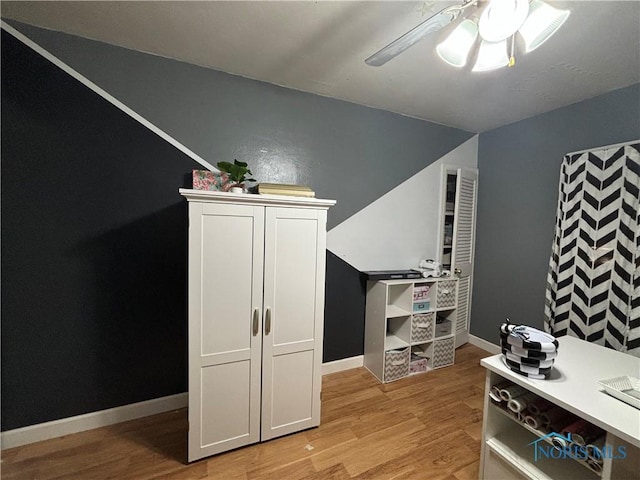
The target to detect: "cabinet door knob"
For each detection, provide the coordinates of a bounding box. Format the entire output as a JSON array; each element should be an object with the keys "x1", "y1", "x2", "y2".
[
  {"x1": 253, "y1": 309, "x2": 260, "y2": 336},
  {"x1": 265, "y1": 307, "x2": 272, "y2": 335},
  {"x1": 454, "y1": 268, "x2": 462, "y2": 276}
]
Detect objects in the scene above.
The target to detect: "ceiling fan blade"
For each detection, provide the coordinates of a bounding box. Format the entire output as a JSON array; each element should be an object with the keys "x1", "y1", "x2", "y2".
[{"x1": 365, "y1": 8, "x2": 457, "y2": 67}]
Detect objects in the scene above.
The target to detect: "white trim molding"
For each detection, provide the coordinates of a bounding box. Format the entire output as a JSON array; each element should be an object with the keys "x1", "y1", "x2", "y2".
[
  {"x1": 1, "y1": 393, "x2": 188, "y2": 450},
  {"x1": 468, "y1": 334, "x2": 500, "y2": 354},
  {"x1": 180, "y1": 188, "x2": 335, "y2": 209},
  {"x1": 0, "y1": 20, "x2": 216, "y2": 172},
  {"x1": 2, "y1": 356, "x2": 365, "y2": 449},
  {"x1": 322, "y1": 355, "x2": 364, "y2": 375}
]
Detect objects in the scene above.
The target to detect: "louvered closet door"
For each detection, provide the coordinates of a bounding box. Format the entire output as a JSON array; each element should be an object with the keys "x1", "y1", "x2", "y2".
[
  {"x1": 187, "y1": 203, "x2": 264, "y2": 462},
  {"x1": 261, "y1": 207, "x2": 326, "y2": 440},
  {"x1": 452, "y1": 169, "x2": 478, "y2": 348}
]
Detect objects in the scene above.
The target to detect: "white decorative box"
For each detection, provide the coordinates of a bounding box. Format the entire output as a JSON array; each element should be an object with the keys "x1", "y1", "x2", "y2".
[
  {"x1": 409, "y1": 355, "x2": 428, "y2": 374},
  {"x1": 413, "y1": 301, "x2": 430, "y2": 312},
  {"x1": 413, "y1": 285, "x2": 431, "y2": 301}
]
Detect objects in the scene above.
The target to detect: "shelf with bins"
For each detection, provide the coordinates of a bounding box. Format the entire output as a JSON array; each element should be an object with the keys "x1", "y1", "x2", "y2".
[{"x1": 365, "y1": 277, "x2": 458, "y2": 383}]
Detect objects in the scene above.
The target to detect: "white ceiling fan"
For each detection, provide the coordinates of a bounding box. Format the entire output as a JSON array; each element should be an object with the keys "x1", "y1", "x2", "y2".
[{"x1": 365, "y1": 0, "x2": 570, "y2": 72}]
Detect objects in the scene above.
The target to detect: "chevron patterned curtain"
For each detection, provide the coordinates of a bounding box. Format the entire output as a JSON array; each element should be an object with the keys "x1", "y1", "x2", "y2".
[{"x1": 544, "y1": 142, "x2": 640, "y2": 357}]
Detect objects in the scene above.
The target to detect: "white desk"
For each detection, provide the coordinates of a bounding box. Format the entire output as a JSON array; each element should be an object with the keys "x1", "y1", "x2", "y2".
[{"x1": 479, "y1": 335, "x2": 640, "y2": 480}]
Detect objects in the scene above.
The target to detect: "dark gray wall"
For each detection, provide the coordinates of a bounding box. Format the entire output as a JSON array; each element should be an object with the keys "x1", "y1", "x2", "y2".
[
  {"x1": 472, "y1": 83, "x2": 640, "y2": 344},
  {"x1": 6, "y1": 20, "x2": 474, "y2": 230},
  {"x1": 1, "y1": 23, "x2": 473, "y2": 430},
  {"x1": 1, "y1": 30, "x2": 192, "y2": 430}
]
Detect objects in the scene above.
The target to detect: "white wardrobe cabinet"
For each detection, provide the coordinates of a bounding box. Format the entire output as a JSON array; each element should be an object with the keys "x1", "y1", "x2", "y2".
[{"x1": 180, "y1": 189, "x2": 335, "y2": 462}]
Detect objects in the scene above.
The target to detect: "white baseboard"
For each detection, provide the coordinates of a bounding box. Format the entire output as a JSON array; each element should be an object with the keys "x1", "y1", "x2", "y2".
[
  {"x1": 322, "y1": 355, "x2": 364, "y2": 375},
  {"x1": 1, "y1": 392, "x2": 188, "y2": 450},
  {"x1": 2, "y1": 356, "x2": 365, "y2": 450},
  {"x1": 468, "y1": 334, "x2": 500, "y2": 354}
]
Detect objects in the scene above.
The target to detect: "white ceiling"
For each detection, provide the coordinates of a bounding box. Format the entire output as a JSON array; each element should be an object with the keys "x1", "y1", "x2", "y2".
[{"x1": 2, "y1": 1, "x2": 639, "y2": 132}]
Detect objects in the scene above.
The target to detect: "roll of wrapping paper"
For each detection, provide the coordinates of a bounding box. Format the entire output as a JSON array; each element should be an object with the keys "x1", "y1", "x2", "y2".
[
  {"x1": 587, "y1": 436, "x2": 606, "y2": 464},
  {"x1": 524, "y1": 414, "x2": 541, "y2": 430},
  {"x1": 527, "y1": 396, "x2": 553, "y2": 416},
  {"x1": 540, "y1": 406, "x2": 576, "y2": 433},
  {"x1": 540, "y1": 406, "x2": 567, "y2": 426},
  {"x1": 562, "y1": 419, "x2": 588, "y2": 443},
  {"x1": 489, "y1": 385, "x2": 502, "y2": 403},
  {"x1": 489, "y1": 381, "x2": 511, "y2": 403},
  {"x1": 587, "y1": 458, "x2": 603, "y2": 474},
  {"x1": 499, "y1": 384, "x2": 528, "y2": 401},
  {"x1": 576, "y1": 425, "x2": 606, "y2": 447},
  {"x1": 551, "y1": 434, "x2": 570, "y2": 450},
  {"x1": 508, "y1": 392, "x2": 538, "y2": 413},
  {"x1": 562, "y1": 419, "x2": 606, "y2": 446},
  {"x1": 509, "y1": 409, "x2": 525, "y2": 423}
]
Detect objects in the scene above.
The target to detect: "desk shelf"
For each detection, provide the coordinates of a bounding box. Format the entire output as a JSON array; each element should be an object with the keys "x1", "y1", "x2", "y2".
[{"x1": 479, "y1": 337, "x2": 640, "y2": 480}]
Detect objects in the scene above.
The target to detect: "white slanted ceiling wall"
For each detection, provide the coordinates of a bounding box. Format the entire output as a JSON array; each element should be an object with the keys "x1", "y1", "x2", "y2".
[{"x1": 327, "y1": 135, "x2": 479, "y2": 271}]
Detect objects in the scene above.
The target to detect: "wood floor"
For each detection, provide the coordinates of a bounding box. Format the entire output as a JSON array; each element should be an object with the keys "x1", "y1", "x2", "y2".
[{"x1": 2, "y1": 344, "x2": 489, "y2": 480}]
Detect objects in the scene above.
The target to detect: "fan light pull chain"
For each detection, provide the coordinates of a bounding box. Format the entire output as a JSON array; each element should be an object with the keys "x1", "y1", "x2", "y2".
[{"x1": 508, "y1": 34, "x2": 516, "y2": 67}]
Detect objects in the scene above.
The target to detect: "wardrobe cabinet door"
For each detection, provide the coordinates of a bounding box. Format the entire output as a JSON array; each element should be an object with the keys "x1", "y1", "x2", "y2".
[
  {"x1": 261, "y1": 207, "x2": 327, "y2": 440},
  {"x1": 187, "y1": 202, "x2": 264, "y2": 462}
]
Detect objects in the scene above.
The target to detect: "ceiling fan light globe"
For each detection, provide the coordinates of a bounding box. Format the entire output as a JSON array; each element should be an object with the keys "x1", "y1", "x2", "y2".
[
  {"x1": 436, "y1": 19, "x2": 479, "y2": 67},
  {"x1": 479, "y1": 0, "x2": 529, "y2": 42},
  {"x1": 472, "y1": 39, "x2": 510, "y2": 72},
  {"x1": 518, "y1": 0, "x2": 570, "y2": 52}
]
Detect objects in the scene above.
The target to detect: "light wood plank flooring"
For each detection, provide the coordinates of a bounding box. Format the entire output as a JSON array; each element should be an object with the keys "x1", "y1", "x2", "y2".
[{"x1": 2, "y1": 344, "x2": 489, "y2": 479}]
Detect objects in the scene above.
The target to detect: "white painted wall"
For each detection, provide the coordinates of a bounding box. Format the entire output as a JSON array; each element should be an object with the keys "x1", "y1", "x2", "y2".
[{"x1": 327, "y1": 135, "x2": 478, "y2": 271}]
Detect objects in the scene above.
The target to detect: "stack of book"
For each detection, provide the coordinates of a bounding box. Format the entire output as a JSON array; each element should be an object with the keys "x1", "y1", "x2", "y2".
[{"x1": 257, "y1": 183, "x2": 315, "y2": 198}]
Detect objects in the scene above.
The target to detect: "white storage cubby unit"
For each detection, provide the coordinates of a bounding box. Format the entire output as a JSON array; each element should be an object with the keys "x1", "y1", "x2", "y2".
[
  {"x1": 180, "y1": 189, "x2": 335, "y2": 461},
  {"x1": 364, "y1": 277, "x2": 458, "y2": 383},
  {"x1": 480, "y1": 336, "x2": 640, "y2": 480}
]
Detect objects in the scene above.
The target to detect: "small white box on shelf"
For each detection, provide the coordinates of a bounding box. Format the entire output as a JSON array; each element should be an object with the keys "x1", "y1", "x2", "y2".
[
  {"x1": 435, "y1": 318, "x2": 452, "y2": 337},
  {"x1": 409, "y1": 354, "x2": 428, "y2": 374},
  {"x1": 413, "y1": 285, "x2": 431, "y2": 301},
  {"x1": 413, "y1": 301, "x2": 431, "y2": 312}
]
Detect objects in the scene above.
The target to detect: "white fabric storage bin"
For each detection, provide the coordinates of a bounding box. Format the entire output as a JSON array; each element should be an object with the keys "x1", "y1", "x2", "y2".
[
  {"x1": 411, "y1": 313, "x2": 434, "y2": 343},
  {"x1": 384, "y1": 348, "x2": 409, "y2": 382},
  {"x1": 432, "y1": 337, "x2": 455, "y2": 368},
  {"x1": 435, "y1": 280, "x2": 457, "y2": 309}
]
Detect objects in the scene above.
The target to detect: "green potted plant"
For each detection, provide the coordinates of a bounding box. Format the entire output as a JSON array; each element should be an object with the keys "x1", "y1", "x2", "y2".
[{"x1": 216, "y1": 159, "x2": 256, "y2": 193}]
